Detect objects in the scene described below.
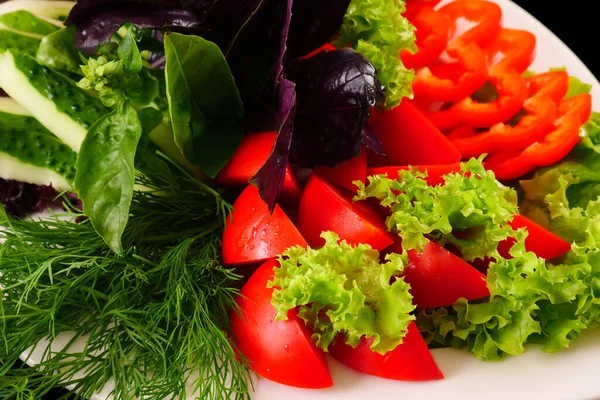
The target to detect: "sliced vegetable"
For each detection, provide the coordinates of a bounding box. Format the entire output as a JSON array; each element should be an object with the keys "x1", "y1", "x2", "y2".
[
  {"x1": 0, "y1": 1, "x2": 74, "y2": 21},
  {"x1": 216, "y1": 132, "x2": 301, "y2": 204},
  {"x1": 0, "y1": 50, "x2": 109, "y2": 151},
  {"x1": 222, "y1": 185, "x2": 307, "y2": 266},
  {"x1": 297, "y1": 173, "x2": 393, "y2": 251},
  {"x1": 0, "y1": 10, "x2": 59, "y2": 36},
  {"x1": 329, "y1": 321, "x2": 443, "y2": 381},
  {"x1": 498, "y1": 215, "x2": 572, "y2": 260},
  {"x1": 526, "y1": 70, "x2": 570, "y2": 104},
  {"x1": 487, "y1": 28, "x2": 536, "y2": 74},
  {"x1": 314, "y1": 148, "x2": 367, "y2": 193},
  {"x1": 270, "y1": 232, "x2": 415, "y2": 354},
  {"x1": 404, "y1": 0, "x2": 442, "y2": 21},
  {"x1": 412, "y1": 42, "x2": 488, "y2": 103},
  {"x1": 438, "y1": 0, "x2": 502, "y2": 48},
  {"x1": 401, "y1": 7, "x2": 449, "y2": 70},
  {"x1": 229, "y1": 259, "x2": 333, "y2": 389},
  {"x1": 368, "y1": 100, "x2": 461, "y2": 166}
]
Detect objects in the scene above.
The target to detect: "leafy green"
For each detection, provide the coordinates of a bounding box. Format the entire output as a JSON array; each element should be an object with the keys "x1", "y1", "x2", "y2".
[
  {"x1": 355, "y1": 157, "x2": 519, "y2": 261},
  {"x1": 164, "y1": 33, "x2": 244, "y2": 179},
  {"x1": 118, "y1": 25, "x2": 143, "y2": 73},
  {"x1": 520, "y1": 113, "x2": 600, "y2": 244},
  {"x1": 335, "y1": 0, "x2": 416, "y2": 108},
  {"x1": 36, "y1": 26, "x2": 82, "y2": 73},
  {"x1": 0, "y1": 149, "x2": 250, "y2": 400},
  {"x1": 75, "y1": 101, "x2": 142, "y2": 254},
  {"x1": 270, "y1": 231, "x2": 415, "y2": 354}
]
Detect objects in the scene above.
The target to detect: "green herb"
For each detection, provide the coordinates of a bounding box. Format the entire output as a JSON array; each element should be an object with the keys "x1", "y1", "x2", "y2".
[
  {"x1": 36, "y1": 26, "x2": 83, "y2": 73},
  {"x1": 270, "y1": 231, "x2": 415, "y2": 355},
  {"x1": 335, "y1": 0, "x2": 416, "y2": 108},
  {"x1": 75, "y1": 101, "x2": 142, "y2": 254},
  {"x1": 118, "y1": 25, "x2": 143, "y2": 73},
  {"x1": 164, "y1": 33, "x2": 244, "y2": 179},
  {"x1": 355, "y1": 157, "x2": 519, "y2": 261},
  {"x1": 0, "y1": 149, "x2": 251, "y2": 399}
]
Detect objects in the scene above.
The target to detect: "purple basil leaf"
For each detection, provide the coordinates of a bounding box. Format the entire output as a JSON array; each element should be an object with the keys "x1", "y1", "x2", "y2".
[
  {"x1": 287, "y1": 48, "x2": 384, "y2": 168},
  {"x1": 362, "y1": 122, "x2": 388, "y2": 157},
  {"x1": 66, "y1": 0, "x2": 267, "y2": 55},
  {"x1": 285, "y1": 0, "x2": 351, "y2": 60},
  {"x1": 0, "y1": 179, "x2": 58, "y2": 218},
  {"x1": 250, "y1": 78, "x2": 297, "y2": 212}
]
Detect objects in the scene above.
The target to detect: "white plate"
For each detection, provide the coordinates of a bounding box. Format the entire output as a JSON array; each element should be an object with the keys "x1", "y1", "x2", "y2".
[{"x1": 22, "y1": 1, "x2": 600, "y2": 399}]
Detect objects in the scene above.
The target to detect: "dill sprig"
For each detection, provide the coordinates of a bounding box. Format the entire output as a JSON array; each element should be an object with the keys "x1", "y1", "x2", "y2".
[{"x1": 0, "y1": 149, "x2": 251, "y2": 399}]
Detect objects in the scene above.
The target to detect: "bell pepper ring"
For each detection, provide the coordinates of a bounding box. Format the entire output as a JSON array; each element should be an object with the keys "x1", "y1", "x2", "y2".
[
  {"x1": 558, "y1": 92, "x2": 592, "y2": 123},
  {"x1": 438, "y1": 0, "x2": 503, "y2": 48},
  {"x1": 401, "y1": 8, "x2": 450, "y2": 70},
  {"x1": 404, "y1": 0, "x2": 443, "y2": 21},
  {"x1": 487, "y1": 28, "x2": 536, "y2": 74},
  {"x1": 526, "y1": 70, "x2": 569, "y2": 104},
  {"x1": 413, "y1": 41, "x2": 488, "y2": 102}
]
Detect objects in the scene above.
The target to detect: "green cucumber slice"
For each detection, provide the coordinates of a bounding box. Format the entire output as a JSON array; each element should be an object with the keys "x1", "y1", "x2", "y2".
[
  {"x1": 0, "y1": 100, "x2": 76, "y2": 190},
  {"x1": 0, "y1": 1, "x2": 74, "y2": 21},
  {"x1": 0, "y1": 51, "x2": 110, "y2": 151},
  {"x1": 0, "y1": 10, "x2": 60, "y2": 37}
]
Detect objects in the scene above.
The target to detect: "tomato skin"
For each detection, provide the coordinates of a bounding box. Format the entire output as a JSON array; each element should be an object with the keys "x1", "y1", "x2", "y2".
[
  {"x1": 297, "y1": 174, "x2": 394, "y2": 251},
  {"x1": 230, "y1": 260, "x2": 333, "y2": 389},
  {"x1": 216, "y1": 132, "x2": 301, "y2": 204},
  {"x1": 314, "y1": 148, "x2": 367, "y2": 193},
  {"x1": 388, "y1": 238, "x2": 490, "y2": 308},
  {"x1": 498, "y1": 215, "x2": 572, "y2": 260},
  {"x1": 368, "y1": 101, "x2": 462, "y2": 166},
  {"x1": 368, "y1": 164, "x2": 461, "y2": 187},
  {"x1": 222, "y1": 185, "x2": 307, "y2": 266},
  {"x1": 329, "y1": 321, "x2": 444, "y2": 381}
]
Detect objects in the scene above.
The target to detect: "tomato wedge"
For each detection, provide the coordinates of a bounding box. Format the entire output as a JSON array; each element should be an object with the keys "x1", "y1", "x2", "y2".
[
  {"x1": 368, "y1": 100, "x2": 461, "y2": 166},
  {"x1": 314, "y1": 148, "x2": 367, "y2": 193},
  {"x1": 329, "y1": 321, "x2": 444, "y2": 381},
  {"x1": 230, "y1": 259, "x2": 333, "y2": 388},
  {"x1": 222, "y1": 185, "x2": 307, "y2": 266},
  {"x1": 388, "y1": 238, "x2": 490, "y2": 308},
  {"x1": 368, "y1": 164, "x2": 461, "y2": 187},
  {"x1": 498, "y1": 215, "x2": 572, "y2": 260},
  {"x1": 216, "y1": 132, "x2": 301, "y2": 204},
  {"x1": 297, "y1": 174, "x2": 394, "y2": 251}
]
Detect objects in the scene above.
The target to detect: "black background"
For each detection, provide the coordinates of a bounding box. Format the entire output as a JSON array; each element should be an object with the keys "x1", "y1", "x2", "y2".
[{"x1": 8, "y1": 2, "x2": 599, "y2": 400}]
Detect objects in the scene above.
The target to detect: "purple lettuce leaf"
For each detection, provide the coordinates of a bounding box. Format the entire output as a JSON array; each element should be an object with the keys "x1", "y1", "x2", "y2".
[
  {"x1": 287, "y1": 48, "x2": 384, "y2": 168},
  {"x1": 250, "y1": 78, "x2": 297, "y2": 212},
  {"x1": 285, "y1": 0, "x2": 351, "y2": 60}
]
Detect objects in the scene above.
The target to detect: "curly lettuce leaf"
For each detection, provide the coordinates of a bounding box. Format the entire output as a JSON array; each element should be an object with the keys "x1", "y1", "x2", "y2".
[
  {"x1": 355, "y1": 157, "x2": 519, "y2": 261},
  {"x1": 269, "y1": 231, "x2": 415, "y2": 355},
  {"x1": 335, "y1": 0, "x2": 416, "y2": 108},
  {"x1": 417, "y1": 232, "x2": 600, "y2": 360}
]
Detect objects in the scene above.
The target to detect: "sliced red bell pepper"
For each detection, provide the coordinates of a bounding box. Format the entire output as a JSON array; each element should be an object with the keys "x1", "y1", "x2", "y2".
[
  {"x1": 451, "y1": 95, "x2": 556, "y2": 158},
  {"x1": 404, "y1": 0, "x2": 442, "y2": 21},
  {"x1": 401, "y1": 7, "x2": 449, "y2": 70},
  {"x1": 412, "y1": 41, "x2": 488, "y2": 102},
  {"x1": 438, "y1": 0, "x2": 502, "y2": 48},
  {"x1": 446, "y1": 125, "x2": 477, "y2": 141},
  {"x1": 368, "y1": 100, "x2": 462, "y2": 165},
  {"x1": 329, "y1": 322, "x2": 444, "y2": 381},
  {"x1": 498, "y1": 215, "x2": 571, "y2": 260},
  {"x1": 558, "y1": 92, "x2": 592, "y2": 123},
  {"x1": 424, "y1": 106, "x2": 465, "y2": 131},
  {"x1": 526, "y1": 70, "x2": 569, "y2": 104},
  {"x1": 299, "y1": 43, "x2": 337, "y2": 60},
  {"x1": 314, "y1": 148, "x2": 367, "y2": 193},
  {"x1": 485, "y1": 150, "x2": 535, "y2": 181},
  {"x1": 487, "y1": 29, "x2": 536, "y2": 74},
  {"x1": 453, "y1": 69, "x2": 528, "y2": 128},
  {"x1": 368, "y1": 164, "x2": 461, "y2": 186}
]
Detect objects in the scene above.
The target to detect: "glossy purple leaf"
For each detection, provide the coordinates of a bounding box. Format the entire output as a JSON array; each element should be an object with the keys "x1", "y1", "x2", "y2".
[
  {"x1": 362, "y1": 122, "x2": 388, "y2": 156},
  {"x1": 285, "y1": 0, "x2": 351, "y2": 60},
  {"x1": 250, "y1": 78, "x2": 297, "y2": 212},
  {"x1": 0, "y1": 179, "x2": 57, "y2": 218},
  {"x1": 287, "y1": 48, "x2": 384, "y2": 168}
]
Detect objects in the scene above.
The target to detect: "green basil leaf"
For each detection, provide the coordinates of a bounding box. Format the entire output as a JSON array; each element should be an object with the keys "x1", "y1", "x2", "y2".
[
  {"x1": 36, "y1": 26, "x2": 82, "y2": 73},
  {"x1": 126, "y1": 68, "x2": 159, "y2": 106},
  {"x1": 118, "y1": 27, "x2": 143, "y2": 73},
  {"x1": 75, "y1": 101, "x2": 142, "y2": 254},
  {"x1": 164, "y1": 33, "x2": 244, "y2": 179}
]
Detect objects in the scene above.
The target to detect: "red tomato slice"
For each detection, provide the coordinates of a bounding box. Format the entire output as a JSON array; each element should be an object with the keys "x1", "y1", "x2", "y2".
[
  {"x1": 368, "y1": 164, "x2": 462, "y2": 187},
  {"x1": 498, "y1": 215, "x2": 572, "y2": 260},
  {"x1": 368, "y1": 101, "x2": 462, "y2": 166},
  {"x1": 297, "y1": 174, "x2": 394, "y2": 251},
  {"x1": 230, "y1": 259, "x2": 333, "y2": 388},
  {"x1": 216, "y1": 132, "x2": 302, "y2": 204},
  {"x1": 222, "y1": 185, "x2": 307, "y2": 266},
  {"x1": 388, "y1": 238, "x2": 489, "y2": 308},
  {"x1": 314, "y1": 148, "x2": 367, "y2": 193},
  {"x1": 329, "y1": 321, "x2": 444, "y2": 381}
]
